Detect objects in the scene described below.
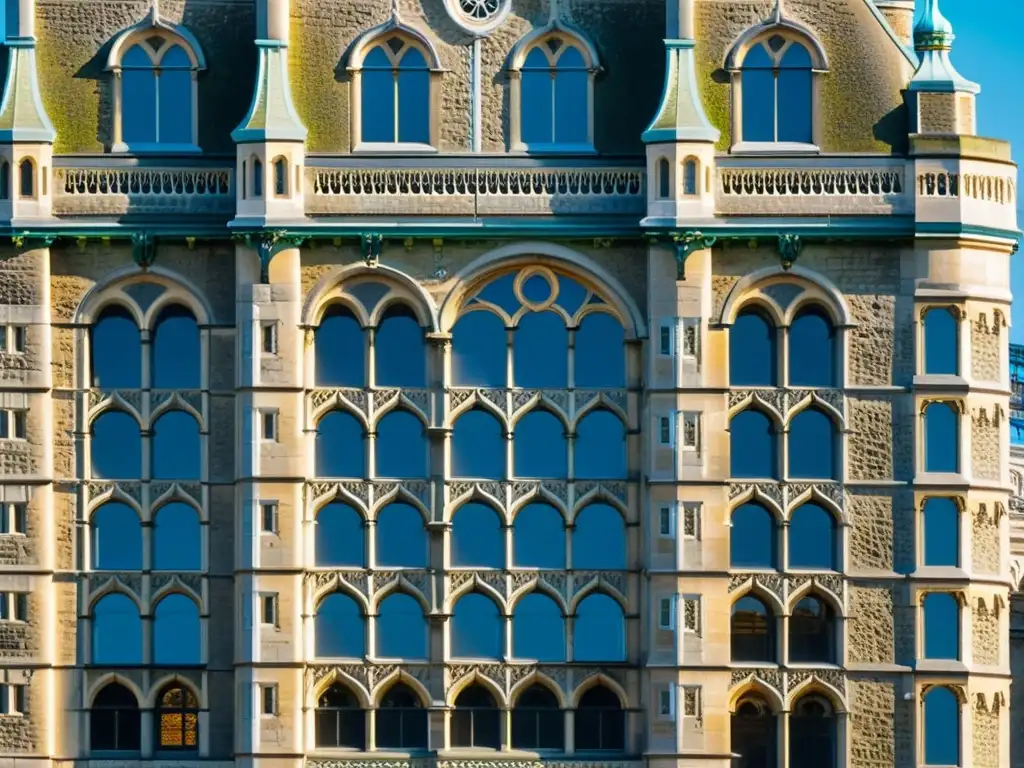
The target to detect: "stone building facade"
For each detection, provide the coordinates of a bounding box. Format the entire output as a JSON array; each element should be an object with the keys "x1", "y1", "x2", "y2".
[{"x1": 0, "y1": 0, "x2": 1015, "y2": 767}]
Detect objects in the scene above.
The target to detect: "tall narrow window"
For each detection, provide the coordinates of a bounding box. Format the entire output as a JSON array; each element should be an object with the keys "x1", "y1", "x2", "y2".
[
  {"x1": 731, "y1": 695, "x2": 777, "y2": 768},
  {"x1": 923, "y1": 307, "x2": 959, "y2": 375},
  {"x1": 923, "y1": 686, "x2": 960, "y2": 766},
  {"x1": 316, "y1": 684, "x2": 365, "y2": 749},
  {"x1": 360, "y1": 38, "x2": 431, "y2": 146},
  {"x1": 682, "y1": 157, "x2": 698, "y2": 195},
  {"x1": 116, "y1": 36, "x2": 200, "y2": 151},
  {"x1": 273, "y1": 157, "x2": 288, "y2": 196},
  {"x1": 789, "y1": 306, "x2": 835, "y2": 386},
  {"x1": 517, "y1": 35, "x2": 593, "y2": 151},
  {"x1": 451, "y1": 684, "x2": 501, "y2": 749},
  {"x1": 154, "y1": 684, "x2": 199, "y2": 751},
  {"x1": 740, "y1": 37, "x2": 814, "y2": 145},
  {"x1": 922, "y1": 592, "x2": 960, "y2": 660},
  {"x1": 90, "y1": 683, "x2": 141, "y2": 752},
  {"x1": 923, "y1": 402, "x2": 959, "y2": 473},
  {"x1": 730, "y1": 308, "x2": 777, "y2": 385},
  {"x1": 18, "y1": 159, "x2": 34, "y2": 199},
  {"x1": 731, "y1": 595, "x2": 775, "y2": 662},
  {"x1": 922, "y1": 498, "x2": 959, "y2": 567},
  {"x1": 657, "y1": 158, "x2": 670, "y2": 199}
]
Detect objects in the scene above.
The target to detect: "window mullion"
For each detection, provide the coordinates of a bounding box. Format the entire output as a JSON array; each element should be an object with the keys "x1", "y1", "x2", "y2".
[{"x1": 392, "y1": 69, "x2": 400, "y2": 143}]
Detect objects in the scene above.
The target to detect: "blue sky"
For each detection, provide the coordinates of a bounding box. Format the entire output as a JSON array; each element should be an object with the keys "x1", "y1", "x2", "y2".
[{"x1": 934, "y1": 0, "x2": 1024, "y2": 337}]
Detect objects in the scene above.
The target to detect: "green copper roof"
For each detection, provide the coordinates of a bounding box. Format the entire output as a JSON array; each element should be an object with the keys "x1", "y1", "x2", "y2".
[
  {"x1": 642, "y1": 40, "x2": 719, "y2": 144},
  {"x1": 232, "y1": 40, "x2": 307, "y2": 144},
  {"x1": 0, "y1": 38, "x2": 56, "y2": 143},
  {"x1": 909, "y1": 0, "x2": 979, "y2": 94}
]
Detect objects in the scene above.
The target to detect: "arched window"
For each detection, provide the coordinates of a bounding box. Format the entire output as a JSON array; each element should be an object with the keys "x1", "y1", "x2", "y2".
[
  {"x1": 91, "y1": 306, "x2": 141, "y2": 389},
  {"x1": 514, "y1": 310, "x2": 569, "y2": 388},
  {"x1": 316, "y1": 683, "x2": 365, "y2": 749},
  {"x1": 516, "y1": 36, "x2": 592, "y2": 150},
  {"x1": 788, "y1": 504, "x2": 836, "y2": 570},
  {"x1": 451, "y1": 502, "x2": 504, "y2": 568},
  {"x1": 451, "y1": 684, "x2": 501, "y2": 748},
  {"x1": 91, "y1": 412, "x2": 142, "y2": 479},
  {"x1": 451, "y1": 410, "x2": 505, "y2": 479},
  {"x1": 315, "y1": 592, "x2": 366, "y2": 658},
  {"x1": 90, "y1": 683, "x2": 141, "y2": 752},
  {"x1": 152, "y1": 503, "x2": 202, "y2": 571},
  {"x1": 923, "y1": 307, "x2": 959, "y2": 375},
  {"x1": 376, "y1": 410, "x2": 428, "y2": 478},
  {"x1": 316, "y1": 411, "x2": 366, "y2": 478},
  {"x1": 789, "y1": 595, "x2": 835, "y2": 663},
  {"x1": 574, "y1": 686, "x2": 625, "y2": 752},
  {"x1": 92, "y1": 594, "x2": 142, "y2": 664},
  {"x1": 0, "y1": 161, "x2": 10, "y2": 201},
  {"x1": 922, "y1": 498, "x2": 959, "y2": 567},
  {"x1": 151, "y1": 411, "x2": 201, "y2": 480},
  {"x1": 272, "y1": 157, "x2": 288, "y2": 196},
  {"x1": 731, "y1": 595, "x2": 775, "y2": 662},
  {"x1": 740, "y1": 37, "x2": 814, "y2": 145},
  {"x1": 512, "y1": 684, "x2": 563, "y2": 750},
  {"x1": 153, "y1": 594, "x2": 201, "y2": 665},
  {"x1": 514, "y1": 410, "x2": 566, "y2": 478},
  {"x1": 451, "y1": 311, "x2": 507, "y2": 387},
  {"x1": 923, "y1": 686, "x2": 960, "y2": 766},
  {"x1": 512, "y1": 593, "x2": 565, "y2": 661},
  {"x1": 450, "y1": 593, "x2": 503, "y2": 659},
  {"x1": 657, "y1": 158, "x2": 670, "y2": 198},
  {"x1": 682, "y1": 157, "x2": 699, "y2": 195},
  {"x1": 730, "y1": 308, "x2": 776, "y2": 386},
  {"x1": 730, "y1": 409, "x2": 777, "y2": 479},
  {"x1": 923, "y1": 403, "x2": 959, "y2": 473},
  {"x1": 573, "y1": 504, "x2": 626, "y2": 569},
  {"x1": 375, "y1": 304, "x2": 427, "y2": 386},
  {"x1": 151, "y1": 305, "x2": 200, "y2": 389},
  {"x1": 315, "y1": 305, "x2": 366, "y2": 386},
  {"x1": 359, "y1": 38, "x2": 431, "y2": 147},
  {"x1": 789, "y1": 306, "x2": 835, "y2": 386},
  {"x1": 377, "y1": 593, "x2": 427, "y2": 659},
  {"x1": 251, "y1": 157, "x2": 264, "y2": 197},
  {"x1": 18, "y1": 158, "x2": 34, "y2": 199},
  {"x1": 730, "y1": 502, "x2": 776, "y2": 569},
  {"x1": 922, "y1": 593, "x2": 959, "y2": 660},
  {"x1": 513, "y1": 503, "x2": 565, "y2": 568},
  {"x1": 573, "y1": 594, "x2": 625, "y2": 662},
  {"x1": 315, "y1": 502, "x2": 364, "y2": 567},
  {"x1": 375, "y1": 503, "x2": 427, "y2": 567},
  {"x1": 788, "y1": 408, "x2": 837, "y2": 480},
  {"x1": 575, "y1": 312, "x2": 626, "y2": 387},
  {"x1": 731, "y1": 695, "x2": 777, "y2": 768},
  {"x1": 789, "y1": 696, "x2": 836, "y2": 768},
  {"x1": 91, "y1": 503, "x2": 142, "y2": 570},
  {"x1": 115, "y1": 37, "x2": 200, "y2": 151},
  {"x1": 575, "y1": 410, "x2": 627, "y2": 479},
  {"x1": 376, "y1": 683, "x2": 427, "y2": 750},
  {"x1": 154, "y1": 684, "x2": 199, "y2": 751}
]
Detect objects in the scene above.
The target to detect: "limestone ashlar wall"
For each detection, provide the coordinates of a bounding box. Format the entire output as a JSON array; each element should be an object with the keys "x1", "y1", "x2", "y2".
[
  {"x1": 290, "y1": 0, "x2": 664, "y2": 153},
  {"x1": 35, "y1": 0, "x2": 256, "y2": 153}
]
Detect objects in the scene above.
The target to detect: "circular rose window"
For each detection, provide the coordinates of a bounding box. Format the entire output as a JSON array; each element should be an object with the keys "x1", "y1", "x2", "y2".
[{"x1": 446, "y1": 0, "x2": 509, "y2": 34}]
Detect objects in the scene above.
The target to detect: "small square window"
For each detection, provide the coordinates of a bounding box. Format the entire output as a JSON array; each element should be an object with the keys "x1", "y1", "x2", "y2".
[
  {"x1": 0, "y1": 593, "x2": 26, "y2": 622},
  {"x1": 261, "y1": 323, "x2": 278, "y2": 355},
  {"x1": 658, "y1": 596, "x2": 675, "y2": 630},
  {"x1": 0, "y1": 684, "x2": 25, "y2": 714},
  {"x1": 0, "y1": 504, "x2": 26, "y2": 535},
  {"x1": 659, "y1": 324, "x2": 673, "y2": 356},
  {"x1": 261, "y1": 411, "x2": 278, "y2": 442},
  {"x1": 260, "y1": 594, "x2": 278, "y2": 625},
  {"x1": 260, "y1": 501, "x2": 279, "y2": 534},
  {"x1": 657, "y1": 686, "x2": 674, "y2": 719},
  {"x1": 659, "y1": 415, "x2": 674, "y2": 446},
  {"x1": 0, "y1": 411, "x2": 26, "y2": 440},
  {"x1": 11, "y1": 327, "x2": 26, "y2": 354},
  {"x1": 261, "y1": 684, "x2": 277, "y2": 716},
  {"x1": 658, "y1": 505, "x2": 675, "y2": 538}
]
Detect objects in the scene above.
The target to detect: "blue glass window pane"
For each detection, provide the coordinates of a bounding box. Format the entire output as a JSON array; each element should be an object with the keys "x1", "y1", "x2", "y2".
[
  {"x1": 513, "y1": 503, "x2": 565, "y2": 568},
  {"x1": 315, "y1": 593, "x2": 365, "y2": 658},
  {"x1": 377, "y1": 594, "x2": 427, "y2": 659},
  {"x1": 573, "y1": 504, "x2": 626, "y2": 569},
  {"x1": 315, "y1": 306, "x2": 366, "y2": 386},
  {"x1": 924, "y1": 308, "x2": 958, "y2": 375},
  {"x1": 451, "y1": 502, "x2": 504, "y2": 568},
  {"x1": 316, "y1": 411, "x2": 366, "y2": 478},
  {"x1": 91, "y1": 411, "x2": 142, "y2": 479},
  {"x1": 153, "y1": 502, "x2": 202, "y2": 570},
  {"x1": 476, "y1": 273, "x2": 520, "y2": 315},
  {"x1": 315, "y1": 503, "x2": 364, "y2": 567},
  {"x1": 777, "y1": 67, "x2": 812, "y2": 143},
  {"x1": 554, "y1": 48, "x2": 588, "y2": 145},
  {"x1": 362, "y1": 47, "x2": 395, "y2": 143},
  {"x1": 91, "y1": 307, "x2": 141, "y2": 389},
  {"x1": 521, "y1": 48, "x2": 553, "y2": 145},
  {"x1": 923, "y1": 498, "x2": 959, "y2": 567},
  {"x1": 376, "y1": 503, "x2": 427, "y2": 567},
  {"x1": 376, "y1": 410, "x2": 428, "y2": 478},
  {"x1": 923, "y1": 593, "x2": 959, "y2": 659},
  {"x1": 788, "y1": 408, "x2": 836, "y2": 480},
  {"x1": 788, "y1": 504, "x2": 835, "y2": 570},
  {"x1": 451, "y1": 410, "x2": 505, "y2": 479},
  {"x1": 92, "y1": 594, "x2": 142, "y2": 664},
  {"x1": 151, "y1": 411, "x2": 201, "y2": 480},
  {"x1": 575, "y1": 410, "x2": 627, "y2": 479},
  {"x1": 741, "y1": 68, "x2": 775, "y2": 143},
  {"x1": 924, "y1": 403, "x2": 959, "y2": 473},
  {"x1": 452, "y1": 311, "x2": 507, "y2": 387},
  {"x1": 451, "y1": 593, "x2": 502, "y2": 658},
  {"x1": 573, "y1": 594, "x2": 625, "y2": 661},
  {"x1": 512, "y1": 593, "x2": 565, "y2": 661},
  {"x1": 157, "y1": 47, "x2": 193, "y2": 145},
  {"x1": 397, "y1": 48, "x2": 430, "y2": 144},
  {"x1": 730, "y1": 502, "x2": 775, "y2": 568},
  {"x1": 923, "y1": 688, "x2": 960, "y2": 766},
  {"x1": 152, "y1": 306, "x2": 200, "y2": 389},
  {"x1": 730, "y1": 310, "x2": 776, "y2": 385},
  {"x1": 153, "y1": 594, "x2": 200, "y2": 664},
  {"x1": 575, "y1": 312, "x2": 625, "y2": 387},
  {"x1": 514, "y1": 311, "x2": 568, "y2": 387},
  {"x1": 91, "y1": 503, "x2": 142, "y2": 570},
  {"x1": 122, "y1": 46, "x2": 157, "y2": 145},
  {"x1": 375, "y1": 305, "x2": 426, "y2": 387},
  {"x1": 730, "y1": 409, "x2": 777, "y2": 479},
  {"x1": 513, "y1": 410, "x2": 566, "y2": 478},
  {"x1": 789, "y1": 308, "x2": 835, "y2": 386}
]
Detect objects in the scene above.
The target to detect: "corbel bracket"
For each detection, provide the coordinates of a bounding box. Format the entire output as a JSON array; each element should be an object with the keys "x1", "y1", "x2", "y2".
[
  {"x1": 432, "y1": 238, "x2": 448, "y2": 280},
  {"x1": 244, "y1": 230, "x2": 306, "y2": 283},
  {"x1": 672, "y1": 232, "x2": 717, "y2": 280},
  {"x1": 777, "y1": 234, "x2": 803, "y2": 270},
  {"x1": 10, "y1": 234, "x2": 56, "y2": 249},
  {"x1": 361, "y1": 233, "x2": 384, "y2": 267},
  {"x1": 132, "y1": 232, "x2": 157, "y2": 270}
]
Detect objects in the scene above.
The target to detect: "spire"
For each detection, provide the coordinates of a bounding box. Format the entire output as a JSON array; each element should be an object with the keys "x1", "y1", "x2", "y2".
[
  {"x1": 0, "y1": 39, "x2": 56, "y2": 143},
  {"x1": 909, "y1": 0, "x2": 978, "y2": 93},
  {"x1": 231, "y1": 40, "x2": 307, "y2": 143}
]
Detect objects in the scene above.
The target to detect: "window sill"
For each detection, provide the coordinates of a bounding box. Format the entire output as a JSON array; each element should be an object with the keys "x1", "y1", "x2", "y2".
[
  {"x1": 112, "y1": 142, "x2": 202, "y2": 155},
  {"x1": 730, "y1": 141, "x2": 821, "y2": 156},
  {"x1": 913, "y1": 374, "x2": 969, "y2": 388},
  {"x1": 914, "y1": 659, "x2": 968, "y2": 673},
  {"x1": 353, "y1": 142, "x2": 438, "y2": 155},
  {"x1": 511, "y1": 143, "x2": 598, "y2": 156}
]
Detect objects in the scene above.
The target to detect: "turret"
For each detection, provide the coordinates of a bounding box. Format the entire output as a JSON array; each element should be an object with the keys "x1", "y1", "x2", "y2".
[{"x1": 874, "y1": 0, "x2": 915, "y2": 48}]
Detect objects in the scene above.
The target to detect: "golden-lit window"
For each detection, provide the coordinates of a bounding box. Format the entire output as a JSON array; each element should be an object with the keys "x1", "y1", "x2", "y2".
[{"x1": 156, "y1": 684, "x2": 199, "y2": 749}]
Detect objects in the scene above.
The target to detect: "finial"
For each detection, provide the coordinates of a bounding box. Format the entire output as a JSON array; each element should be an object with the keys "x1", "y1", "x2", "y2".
[
  {"x1": 914, "y1": 0, "x2": 955, "y2": 52},
  {"x1": 770, "y1": 0, "x2": 783, "y2": 24}
]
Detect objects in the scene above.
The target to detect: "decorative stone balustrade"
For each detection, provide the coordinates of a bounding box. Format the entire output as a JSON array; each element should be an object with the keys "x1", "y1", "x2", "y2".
[
  {"x1": 306, "y1": 164, "x2": 646, "y2": 216},
  {"x1": 52, "y1": 165, "x2": 234, "y2": 217}
]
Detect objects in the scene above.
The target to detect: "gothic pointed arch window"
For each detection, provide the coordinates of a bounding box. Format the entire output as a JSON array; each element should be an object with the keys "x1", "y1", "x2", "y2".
[
  {"x1": 106, "y1": 15, "x2": 206, "y2": 153},
  {"x1": 348, "y1": 25, "x2": 440, "y2": 150},
  {"x1": 155, "y1": 683, "x2": 199, "y2": 751},
  {"x1": 509, "y1": 25, "x2": 600, "y2": 153},
  {"x1": 725, "y1": 18, "x2": 827, "y2": 151},
  {"x1": 90, "y1": 683, "x2": 141, "y2": 752}
]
